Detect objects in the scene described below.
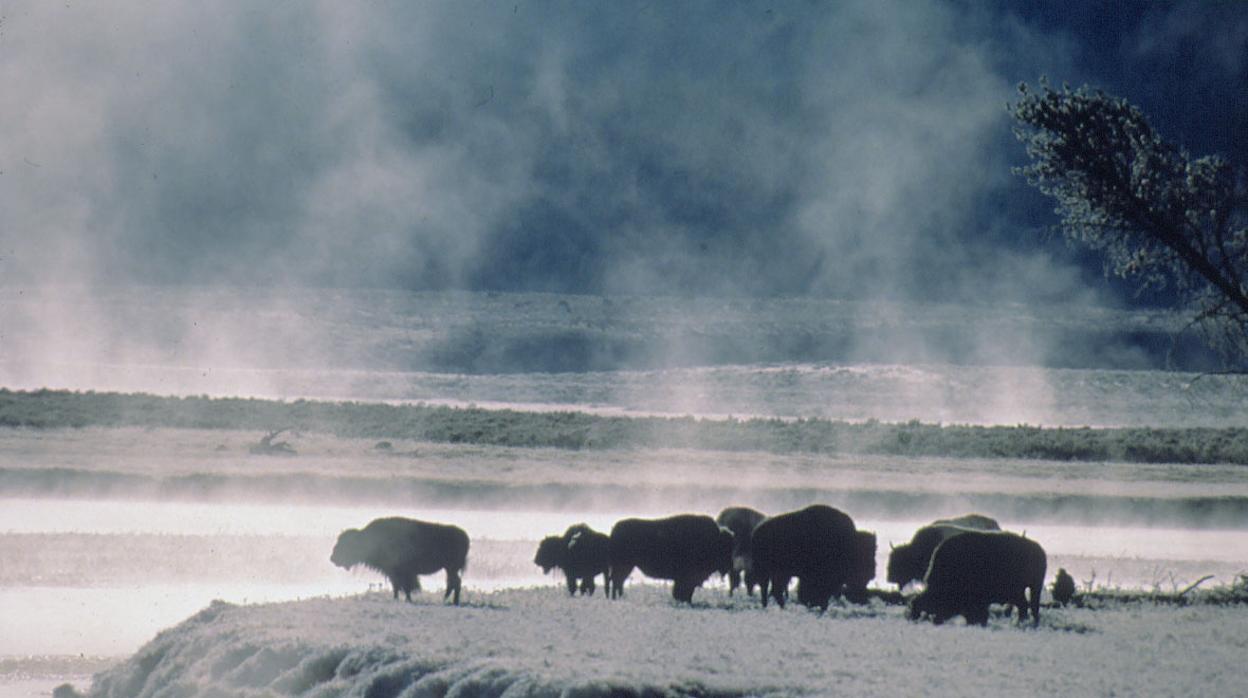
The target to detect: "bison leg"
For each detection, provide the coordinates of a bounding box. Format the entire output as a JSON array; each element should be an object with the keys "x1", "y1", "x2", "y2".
[
  {"x1": 1028, "y1": 586, "x2": 1041, "y2": 627},
  {"x1": 1013, "y1": 593, "x2": 1030, "y2": 624},
  {"x1": 565, "y1": 572, "x2": 578, "y2": 596},
  {"x1": 609, "y1": 565, "x2": 632, "y2": 599},
  {"x1": 745, "y1": 568, "x2": 760, "y2": 597},
  {"x1": 388, "y1": 576, "x2": 404, "y2": 601},
  {"x1": 581, "y1": 576, "x2": 596, "y2": 596},
  {"x1": 770, "y1": 575, "x2": 790, "y2": 609},
  {"x1": 728, "y1": 569, "x2": 741, "y2": 596},
  {"x1": 758, "y1": 576, "x2": 771, "y2": 607},
  {"x1": 444, "y1": 569, "x2": 462, "y2": 605}
]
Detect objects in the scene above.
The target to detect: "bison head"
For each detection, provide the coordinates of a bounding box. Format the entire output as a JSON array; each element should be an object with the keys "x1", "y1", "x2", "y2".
[
  {"x1": 885, "y1": 542, "x2": 914, "y2": 589},
  {"x1": 534, "y1": 536, "x2": 566, "y2": 573},
  {"x1": 330, "y1": 528, "x2": 368, "y2": 569}
]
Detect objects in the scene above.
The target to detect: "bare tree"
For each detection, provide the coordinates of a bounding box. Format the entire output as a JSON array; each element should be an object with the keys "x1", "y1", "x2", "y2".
[{"x1": 1010, "y1": 80, "x2": 1248, "y2": 366}]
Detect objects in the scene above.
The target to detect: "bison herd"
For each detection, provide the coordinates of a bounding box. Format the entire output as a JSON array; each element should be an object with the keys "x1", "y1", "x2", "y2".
[{"x1": 331, "y1": 505, "x2": 1051, "y2": 627}]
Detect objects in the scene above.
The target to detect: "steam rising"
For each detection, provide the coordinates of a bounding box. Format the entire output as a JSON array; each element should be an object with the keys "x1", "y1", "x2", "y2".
[
  {"x1": 1, "y1": 2, "x2": 1243, "y2": 397},
  {"x1": 2, "y1": 1, "x2": 1081, "y2": 296}
]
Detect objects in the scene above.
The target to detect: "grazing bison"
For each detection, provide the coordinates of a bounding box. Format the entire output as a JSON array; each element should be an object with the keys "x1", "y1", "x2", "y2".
[
  {"x1": 534, "y1": 523, "x2": 611, "y2": 596},
  {"x1": 908, "y1": 530, "x2": 1047, "y2": 627},
  {"x1": 331, "y1": 517, "x2": 469, "y2": 605},
  {"x1": 715, "y1": 506, "x2": 767, "y2": 596},
  {"x1": 750, "y1": 504, "x2": 859, "y2": 611},
  {"x1": 886, "y1": 513, "x2": 1001, "y2": 590},
  {"x1": 608, "y1": 514, "x2": 734, "y2": 603}
]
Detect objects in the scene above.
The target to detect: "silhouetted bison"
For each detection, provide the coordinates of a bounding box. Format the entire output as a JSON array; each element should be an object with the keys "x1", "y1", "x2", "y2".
[
  {"x1": 534, "y1": 523, "x2": 611, "y2": 596},
  {"x1": 608, "y1": 514, "x2": 734, "y2": 603},
  {"x1": 331, "y1": 517, "x2": 469, "y2": 605},
  {"x1": 1052, "y1": 567, "x2": 1076, "y2": 606},
  {"x1": 715, "y1": 506, "x2": 767, "y2": 596},
  {"x1": 908, "y1": 530, "x2": 1046, "y2": 627},
  {"x1": 886, "y1": 513, "x2": 1001, "y2": 590},
  {"x1": 750, "y1": 504, "x2": 859, "y2": 611}
]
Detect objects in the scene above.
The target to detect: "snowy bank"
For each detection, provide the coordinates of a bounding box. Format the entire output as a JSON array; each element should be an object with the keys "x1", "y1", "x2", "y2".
[{"x1": 76, "y1": 585, "x2": 1248, "y2": 697}]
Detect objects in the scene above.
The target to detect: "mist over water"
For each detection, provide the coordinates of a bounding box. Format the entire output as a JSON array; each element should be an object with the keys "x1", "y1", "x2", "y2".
[{"x1": 2, "y1": 286, "x2": 1240, "y2": 428}]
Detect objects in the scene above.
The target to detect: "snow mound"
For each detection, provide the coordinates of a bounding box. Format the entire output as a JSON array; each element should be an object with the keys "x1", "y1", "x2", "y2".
[{"x1": 79, "y1": 586, "x2": 1248, "y2": 697}]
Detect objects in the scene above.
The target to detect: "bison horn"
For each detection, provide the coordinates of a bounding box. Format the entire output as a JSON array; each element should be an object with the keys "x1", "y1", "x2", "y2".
[{"x1": 889, "y1": 542, "x2": 895, "y2": 551}]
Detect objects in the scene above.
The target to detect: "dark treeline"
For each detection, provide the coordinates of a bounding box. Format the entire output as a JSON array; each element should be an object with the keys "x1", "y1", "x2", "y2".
[{"x1": 3, "y1": 389, "x2": 1248, "y2": 465}]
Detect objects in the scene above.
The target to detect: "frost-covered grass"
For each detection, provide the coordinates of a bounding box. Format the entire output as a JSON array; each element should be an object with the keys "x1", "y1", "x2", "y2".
[
  {"x1": 74, "y1": 585, "x2": 1248, "y2": 698},
  {"x1": 5, "y1": 388, "x2": 1248, "y2": 464}
]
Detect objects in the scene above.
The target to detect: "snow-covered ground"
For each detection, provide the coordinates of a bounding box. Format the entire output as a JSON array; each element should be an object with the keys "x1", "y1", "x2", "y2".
[{"x1": 71, "y1": 585, "x2": 1248, "y2": 698}]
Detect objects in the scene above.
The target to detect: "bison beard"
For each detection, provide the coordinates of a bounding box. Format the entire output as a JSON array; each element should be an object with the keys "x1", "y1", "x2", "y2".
[
  {"x1": 331, "y1": 517, "x2": 470, "y2": 605},
  {"x1": 908, "y1": 530, "x2": 1046, "y2": 627},
  {"x1": 608, "y1": 514, "x2": 734, "y2": 603}
]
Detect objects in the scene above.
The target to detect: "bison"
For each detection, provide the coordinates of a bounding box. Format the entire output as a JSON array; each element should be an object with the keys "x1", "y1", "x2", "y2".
[
  {"x1": 715, "y1": 506, "x2": 767, "y2": 596},
  {"x1": 331, "y1": 516, "x2": 469, "y2": 605},
  {"x1": 750, "y1": 504, "x2": 859, "y2": 611},
  {"x1": 534, "y1": 523, "x2": 611, "y2": 596},
  {"x1": 908, "y1": 530, "x2": 1047, "y2": 627},
  {"x1": 608, "y1": 514, "x2": 734, "y2": 603},
  {"x1": 886, "y1": 513, "x2": 1001, "y2": 590},
  {"x1": 1052, "y1": 567, "x2": 1076, "y2": 606}
]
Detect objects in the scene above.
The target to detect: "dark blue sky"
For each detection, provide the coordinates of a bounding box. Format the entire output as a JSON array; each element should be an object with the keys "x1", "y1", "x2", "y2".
[{"x1": 3, "y1": 1, "x2": 1244, "y2": 308}]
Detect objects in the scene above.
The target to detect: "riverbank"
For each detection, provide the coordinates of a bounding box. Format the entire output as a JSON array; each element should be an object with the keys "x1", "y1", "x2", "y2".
[{"x1": 4, "y1": 389, "x2": 1248, "y2": 465}]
